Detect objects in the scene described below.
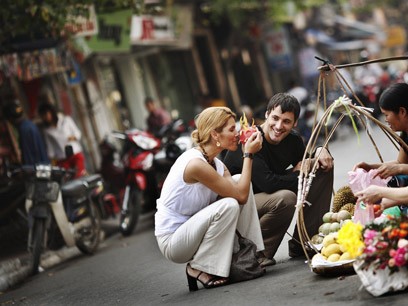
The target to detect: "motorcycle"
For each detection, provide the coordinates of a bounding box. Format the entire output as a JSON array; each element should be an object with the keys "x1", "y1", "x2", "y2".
[
  {"x1": 110, "y1": 129, "x2": 161, "y2": 236},
  {"x1": 9, "y1": 163, "x2": 102, "y2": 275}
]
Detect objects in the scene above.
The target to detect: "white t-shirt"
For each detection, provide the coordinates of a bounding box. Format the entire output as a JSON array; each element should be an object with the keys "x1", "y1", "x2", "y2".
[
  {"x1": 42, "y1": 113, "x2": 82, "y2": 159},
  {"x1": 154, "y1": 148, "x2": 224, "y2": 236}
]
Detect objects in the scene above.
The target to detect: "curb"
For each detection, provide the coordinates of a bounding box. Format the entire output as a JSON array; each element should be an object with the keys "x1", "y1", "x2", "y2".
[{"x1": 0, "y1": 230, "x2": 105, "y2": 292}]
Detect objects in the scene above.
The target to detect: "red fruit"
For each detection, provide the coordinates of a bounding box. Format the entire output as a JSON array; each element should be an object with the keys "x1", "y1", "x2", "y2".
[
  {"x1": 239, "y1": 127, "x2": 256, "y2": 144},
  {"x1": 373, "y1": 204, "x2": 381, "y2": 213}
]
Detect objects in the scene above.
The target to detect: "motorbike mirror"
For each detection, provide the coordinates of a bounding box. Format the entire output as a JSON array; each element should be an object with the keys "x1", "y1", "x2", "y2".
[{"x1": 65, "y1": 145, "x2": 74, "y2": 158}]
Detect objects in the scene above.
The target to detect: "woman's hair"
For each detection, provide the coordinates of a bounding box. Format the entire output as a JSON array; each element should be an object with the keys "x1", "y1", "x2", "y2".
[
  {"x1": 37, "y1": 102, "x2": 59, "y2": 126},
  {"x1": 191, "y1": 107, "x2": 236, "y2": 146},
  {"x1": 379, "y1": 83, "x2": 408, "y2": 113}
]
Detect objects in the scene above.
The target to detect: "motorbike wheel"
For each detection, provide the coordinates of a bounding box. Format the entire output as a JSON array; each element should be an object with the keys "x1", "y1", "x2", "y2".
[
  {"x1": 30, "y1": 219, "x2": 46, "y2": 275},
  {"x1": 119, "y1": 188, "x2": 141, "y2": 236},
  {"x1": 75, "y1": 201, "x2": 101, "y2": 254}
]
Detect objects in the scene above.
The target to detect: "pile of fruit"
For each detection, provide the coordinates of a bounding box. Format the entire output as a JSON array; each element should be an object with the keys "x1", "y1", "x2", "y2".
[{"x1": 311, "y1": 185, "x2": 358, "y2": 263}]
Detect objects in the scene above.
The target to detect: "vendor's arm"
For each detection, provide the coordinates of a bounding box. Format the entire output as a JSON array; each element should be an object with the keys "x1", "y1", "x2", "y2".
[
  {"x1": 374, "y1": 148, "x2": 408, "y2": 179},
  {"x1": 355, "y1": 185, "x2": 408, "y2": 204},
  {"x1": 185, "y1": 132, "x2": 262, "y2": 204}
]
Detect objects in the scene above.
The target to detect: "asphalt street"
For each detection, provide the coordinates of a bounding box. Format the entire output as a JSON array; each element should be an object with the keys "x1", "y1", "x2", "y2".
[{"x1": 0, "y1": 120, "x2": 406, "y2": 305}]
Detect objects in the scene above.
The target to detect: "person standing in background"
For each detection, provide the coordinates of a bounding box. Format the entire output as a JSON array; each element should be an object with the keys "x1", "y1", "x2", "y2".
[
  {"x1": 2, "y1": 99, "x2": 49, "y2": 166},
  {"x1": 38, "y1": 102, "x2": 86, "y2": 177},
  {"x1": 144, "y1": 97, "x2": 171, "y2": 136}
]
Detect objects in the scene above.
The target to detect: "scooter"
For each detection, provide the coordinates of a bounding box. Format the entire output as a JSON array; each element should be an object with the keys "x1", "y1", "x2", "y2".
[
  {"x1": 9, "y1": 163, "x2": 102, "y2": 275},
  {"x1": 110, "y1": 129, "x2": 161, "y2": 236}
]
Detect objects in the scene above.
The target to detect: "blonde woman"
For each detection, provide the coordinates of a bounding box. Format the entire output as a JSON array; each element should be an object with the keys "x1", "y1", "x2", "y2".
[{"x1": 155, "y1": 107, "x2": 264, "y2": 291}]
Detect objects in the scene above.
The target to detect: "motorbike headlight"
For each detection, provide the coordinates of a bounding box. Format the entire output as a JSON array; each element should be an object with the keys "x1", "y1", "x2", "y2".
[
  {"x1": 132, "y1": 135, "x2": 159, "y2": 150},
  {"x1": 35, "y1": 164, "x2": 52, "y2": 179}
]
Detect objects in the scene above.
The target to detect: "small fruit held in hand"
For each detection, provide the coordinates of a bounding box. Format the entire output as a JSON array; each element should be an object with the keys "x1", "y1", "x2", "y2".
[
  {"x1": 238, "y1": 112, "x2": 256, "y2": 144},
  {"x1": 373, "y1": 204, "x2": 381, "y2": 213}
]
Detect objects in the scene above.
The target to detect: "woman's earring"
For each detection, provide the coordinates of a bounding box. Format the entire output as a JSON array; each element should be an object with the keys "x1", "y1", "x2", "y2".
[{"x1": 216, "y1": 141, "x2": 220, "y2": 147}]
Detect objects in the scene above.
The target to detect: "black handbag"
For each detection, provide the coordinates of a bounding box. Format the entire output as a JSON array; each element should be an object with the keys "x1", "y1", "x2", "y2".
[{"x1": 229, "y1": 230, "x2": 265, "y2": 283}]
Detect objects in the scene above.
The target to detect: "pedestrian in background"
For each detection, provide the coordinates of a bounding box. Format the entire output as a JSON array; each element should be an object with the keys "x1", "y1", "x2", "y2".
[
  {"x1": 144, "y1": 97, "x2": 171, "y2": 136},
  {"x1": 38, "y1": 102, "x2": 86, "y2": 177},
  {"x1": 155, "y1": 106, "x2": 264, "y2": 291}
]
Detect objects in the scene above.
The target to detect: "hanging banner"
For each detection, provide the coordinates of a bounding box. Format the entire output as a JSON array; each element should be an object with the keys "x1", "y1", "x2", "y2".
[
  {"x1": 0, "y1": 47, "x2": 74, "y2": 81},
  {"x1": 130, "y1": 5, "x2": 193, "y2": 49},
  {"x1": 65, "y1": 4, "x2": 98, "y2": 37},
  {"x1": 263, "y1": 27, "x2": 293, "y2": 71}
]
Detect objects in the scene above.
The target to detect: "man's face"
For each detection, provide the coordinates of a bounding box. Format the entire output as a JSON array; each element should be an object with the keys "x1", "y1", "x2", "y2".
[
  {"x1": 263, "y1": 105, "x2": 297, "y2": 144},
  {"x1": 381, "y1": 107, "x2": 405, "y2": 132}
]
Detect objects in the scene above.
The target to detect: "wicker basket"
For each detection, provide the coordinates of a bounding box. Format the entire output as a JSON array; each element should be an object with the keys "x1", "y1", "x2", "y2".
[{"x1": 295, "y1": 56, "x2": 408, "y2": 276}]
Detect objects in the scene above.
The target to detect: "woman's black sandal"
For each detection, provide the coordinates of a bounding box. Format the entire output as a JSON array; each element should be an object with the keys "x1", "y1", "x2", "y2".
[{"x1": 186, "y1": 265, "x2": 228, "y2": 291}]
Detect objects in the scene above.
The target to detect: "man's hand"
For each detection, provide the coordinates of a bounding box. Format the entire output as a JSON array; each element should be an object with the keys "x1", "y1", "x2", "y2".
[
  {"x1": 352, "y1": 161, "x2": 374, "y2": 172},
  {"x1": 315, "y1": 147, "x2": 333, "y2": 172}
]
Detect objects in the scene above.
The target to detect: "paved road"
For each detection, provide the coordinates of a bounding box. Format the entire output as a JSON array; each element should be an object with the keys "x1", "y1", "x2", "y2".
[{"x1": 0, "y1": 122, "x2": 405, "y2": 305}]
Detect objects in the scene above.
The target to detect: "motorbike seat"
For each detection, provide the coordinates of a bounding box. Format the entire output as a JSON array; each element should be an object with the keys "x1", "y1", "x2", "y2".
[
  {"x1": 81, "y1": 174, "x2": 102, "y2": 189},
  {"x1": 61, "y1": 179, "x2": 88, "y2": 198}
]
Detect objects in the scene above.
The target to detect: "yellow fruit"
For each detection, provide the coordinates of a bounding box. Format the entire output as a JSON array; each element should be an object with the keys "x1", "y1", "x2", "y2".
[
  {"x1": 327, "y1": 253, "x2": 341, "y2": 262},
  {"x1": 312, "y1": 253, "x2": 326, "y2": 261},
  {"x1": 339, "y1": 244, "x2": 347, "y2": 253},
  {"x1": 322, "y1": 234, "x2": 336, "y2": 247},
  {"x1": 339, "y1": 252, "x2": 352, "y2": 261},
  {"x1": 322, "y1": 243, "x2": 342, "y2": 257}
]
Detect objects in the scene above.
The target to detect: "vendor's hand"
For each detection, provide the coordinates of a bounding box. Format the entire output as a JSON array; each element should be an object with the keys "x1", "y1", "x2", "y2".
[
  {"x1": 315, "y1": 147, "x2": 333, "y2": 172},
  {"x1": 373, "y1": 163, "x2": 400, "y2": 179},
  {"x1": 243, "y1": 131, "x2": 262, "y2": 154},
  {"x1": 352, "y1": 161, "x2": 373, "y2": 172},
  {"x1": 355, "y1": 185, "x2": 382, "y2": 205}
]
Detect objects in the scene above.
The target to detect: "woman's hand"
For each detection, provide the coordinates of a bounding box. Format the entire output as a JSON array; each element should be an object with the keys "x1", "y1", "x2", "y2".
[
  {"x1": 352, "y1": 161, "x2": 374, "y2": 172},
  {"x1": 355, "y1": 185, "x2": 382, "y2": 205},
  {"x1": 242, "y1": 131, "x2": 262, "y2": 154},
  {"x1": 374, "y1": 163, "x2": 401, "y2": 179}
]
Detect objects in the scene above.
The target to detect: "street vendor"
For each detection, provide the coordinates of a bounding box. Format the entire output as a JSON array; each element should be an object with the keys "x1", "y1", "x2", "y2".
[{"x1": 353, "y1": 83, "x2": 408, "y2": 215}]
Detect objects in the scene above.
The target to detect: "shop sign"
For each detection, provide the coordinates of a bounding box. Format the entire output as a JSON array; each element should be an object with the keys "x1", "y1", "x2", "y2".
[
  {"x1": 385, "y1": 26, "x2": 406, "y2": 47},
  {"x1": 263, "y1": 27, "x2": 293, "y2": 71},
  {"x1": 65, "y1": 5, "x2": 98, "y2": 37},
  {"x1": 130, "y1": 5, "x2": 193, "y2": 49},
  {"x1": 85, "y1": 9, "x2": 132, "y2": 53}
]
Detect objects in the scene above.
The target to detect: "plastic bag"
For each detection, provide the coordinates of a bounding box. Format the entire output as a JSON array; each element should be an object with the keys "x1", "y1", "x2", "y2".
[
  {"x1": 353, "y1": 201, "x2": 374, "y2": 225},
  {"x1": 348, "y1": 168, "x2": 390, "y2": 194}
]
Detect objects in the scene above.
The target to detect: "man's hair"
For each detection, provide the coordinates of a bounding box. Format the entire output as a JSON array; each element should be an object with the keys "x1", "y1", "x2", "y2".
[
  {"x1": 379, "y1": 83, "x2": 408, "y2": 113},
  {"x1": 38, "y1": 102, "x2": 58, "y2": 125},
  {"x1": 266, "y1": 93, "x2": 300, "y2": 121}
]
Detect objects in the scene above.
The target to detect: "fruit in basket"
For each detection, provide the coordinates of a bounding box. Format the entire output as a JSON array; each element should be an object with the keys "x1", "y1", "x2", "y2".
[
  {"x1": 337, "y1": 210, "x2": 352, "y2": 221},
  {"x1": 319, "y1": 223, "x2": 331, "y2": 235},
  {"x1": 322, "y1": 212, "x2": 333, "y2": 223},
  {"x1": 330, "y1": 213, "x2": 338, "y2": 222},
  {"x1": 332, "y1": 186, "x2": 357, "y2": 213},
  {"x1": 311, "y1": 234, "x2": 324, "y2": 244},
  {"x1": 330, "y1": 222, "x2": 341, "y2": 233},
  {"x1": 322, "y1": 233, "x2": 337, "y2": 247},
  {"x1": 322, "y1": 243, "x2": 342, "y2": 257},
  {"x1": 327, "y1": 253, "x2": 341, "y2": 262},
  {"x1": 340, "y1": 203, "x2": 355, "y2": 215},
  {"x1": 339, "y1": 252, "x2": 352, "y2": 261}
]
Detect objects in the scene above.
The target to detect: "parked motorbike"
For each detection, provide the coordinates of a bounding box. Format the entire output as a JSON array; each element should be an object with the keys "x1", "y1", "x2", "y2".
[
  {"x1": 9, "y1": 163, "x2": 102, "y2": 275},
  {"x1": 109, "y1": 129, "x2": 161, "y2": 236},
  {"x1": 99, "y1": 120, "x2": 193, "y2": 237}
]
